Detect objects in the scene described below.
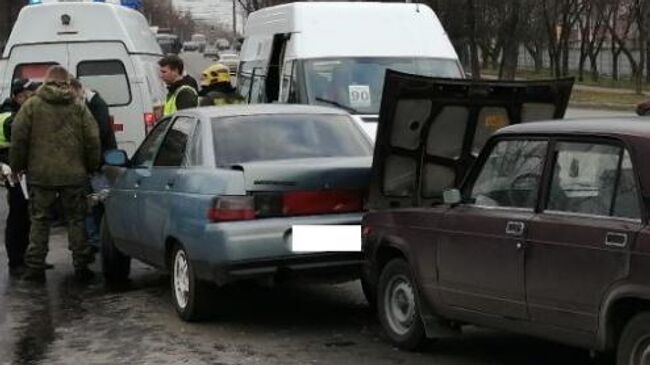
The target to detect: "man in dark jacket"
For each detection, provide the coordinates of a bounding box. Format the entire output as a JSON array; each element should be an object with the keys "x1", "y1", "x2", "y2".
[
  {"x1": 10, "y1": 66, "x2": 101, "y2": 282},
  {"x1": 199, "y1": 63, "x2": 244, "y2": 106},
  {"x1": 0, "y1": 79, "x2": 39, "y2": 276},
  {"x1": 70, "y1": 79, "x2": 117, "y2": 252},
  {"x1": 70, "y1": 79, "x2": 117, "y2": 156},
  {"x1": 159, "y1": 55, "x2": 198, "y2": 116}
]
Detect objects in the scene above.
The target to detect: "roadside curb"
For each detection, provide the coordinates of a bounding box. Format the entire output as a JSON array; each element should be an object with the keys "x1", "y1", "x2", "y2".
[{"x1": 569, "y1": 101, "x2": 636, "y2": 112}]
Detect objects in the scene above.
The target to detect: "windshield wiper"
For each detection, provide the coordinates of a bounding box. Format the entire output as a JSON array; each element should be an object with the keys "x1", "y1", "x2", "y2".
[{"x1": 315, "y1": 97, "x2": 359, "y2": 114}]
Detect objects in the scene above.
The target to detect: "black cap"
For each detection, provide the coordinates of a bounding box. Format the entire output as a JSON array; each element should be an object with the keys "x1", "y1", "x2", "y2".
[{"x1": 11, "y1": 78, "x2": 40, "y2": 96}]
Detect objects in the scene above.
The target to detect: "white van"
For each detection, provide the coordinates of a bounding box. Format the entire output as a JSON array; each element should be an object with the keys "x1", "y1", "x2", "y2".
[
  {"x1": 0, "y1": 1, "x2": 167, "y2": 156},
  {"x1": 237, "y1": 2, "x2": 464, "y2": 139}
]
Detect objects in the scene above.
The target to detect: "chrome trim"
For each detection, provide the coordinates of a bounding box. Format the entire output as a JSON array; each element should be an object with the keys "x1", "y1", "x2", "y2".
[
  {"x1": 505, "y1": 221, "x2": 525, "y2": 236},
  {"x1": 605, "y1": 232, "x2": 628, "y2": 248},
  {"x1": 462, "y1": 204, "x2": 534, "y2": 213},
  {"x1": 542, "y1": 210, "x2": 642, "y2": 224}
]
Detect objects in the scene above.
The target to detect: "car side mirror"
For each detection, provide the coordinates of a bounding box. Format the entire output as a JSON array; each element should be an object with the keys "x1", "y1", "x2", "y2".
[
  {"x1": 104, "y1": 149, "x2": 128, "y2": 167},
  {"x1": 443, "y1": 189, "x2": 462, "y2": 205}
]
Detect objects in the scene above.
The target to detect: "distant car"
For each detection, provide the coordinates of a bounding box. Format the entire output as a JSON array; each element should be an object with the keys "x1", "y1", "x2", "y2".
[
  {"x1": 156, "y1": 33, "x2": 181, "y2": 55},
  {"x1": 182, "y1": 41, "x2": 199, "y2": 52},
  {"x1": 203, "y1": 45, "x2": 219, "y2": 59},
  {"x1": 101, "y1": 105, "x2": 373, "y2": 321},
  {"x1": 362, "y1": 74, "x2": 650, "y2": 364},
  {"x1": 217, "y1": 51, "x2": 239, "y2": 75}
]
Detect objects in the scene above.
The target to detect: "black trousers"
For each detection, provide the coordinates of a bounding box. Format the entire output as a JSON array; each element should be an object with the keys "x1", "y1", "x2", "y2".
[{"x1": 5, "y1": 183, "x2": 30, "y2": 267}]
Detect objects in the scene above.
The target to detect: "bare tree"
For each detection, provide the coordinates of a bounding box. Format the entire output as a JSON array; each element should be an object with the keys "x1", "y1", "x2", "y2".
[
  {"x1": 577, "y1": 0, "x2": 612, "y2": 81},
  {"x1": 467, "y1": 0, "x2": 482, "y2": 79},
  {"x1": 236, "y1": 0, "x2": 293, "y2": 15},
  {"x1": 499, "y1": 0, "x2": 522, "y2": 80},
  {"x1": 521, "y1": 1, "x2": 547, "y2": 72}
]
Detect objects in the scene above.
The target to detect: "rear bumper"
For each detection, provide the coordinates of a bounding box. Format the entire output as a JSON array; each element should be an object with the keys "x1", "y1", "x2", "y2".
[
  {"x1": 190, "y1": 213, "x2": 363, "y2": 285},
  {"x1": 204, "y1": 252, "x2": 363, "y2": 285}
]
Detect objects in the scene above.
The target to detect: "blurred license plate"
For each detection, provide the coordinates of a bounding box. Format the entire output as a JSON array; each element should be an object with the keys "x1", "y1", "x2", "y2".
[{"x1": 291, "y1": 225, "x2": 361, "y2": 252}]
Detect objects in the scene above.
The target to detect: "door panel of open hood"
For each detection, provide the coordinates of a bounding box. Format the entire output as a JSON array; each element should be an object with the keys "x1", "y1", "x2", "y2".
[{"x1": 368, "y1": 70, "x2": 574, "y2": 210}]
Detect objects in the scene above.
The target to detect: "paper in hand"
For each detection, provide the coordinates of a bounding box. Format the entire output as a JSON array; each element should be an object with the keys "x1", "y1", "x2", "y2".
[{"x1": 19, "y1": 175, "x2": 28, "y2": 200}]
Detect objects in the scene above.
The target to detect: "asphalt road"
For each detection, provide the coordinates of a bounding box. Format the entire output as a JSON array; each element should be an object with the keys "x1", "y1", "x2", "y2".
[{"x1": 0, "y1": 201, "x2": 600, "y2": 365}]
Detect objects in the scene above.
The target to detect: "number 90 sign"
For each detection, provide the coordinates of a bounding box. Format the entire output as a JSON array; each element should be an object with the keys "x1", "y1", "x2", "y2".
[{"x1": 348, "y1": 85, "x2": 372, "y2": 108}]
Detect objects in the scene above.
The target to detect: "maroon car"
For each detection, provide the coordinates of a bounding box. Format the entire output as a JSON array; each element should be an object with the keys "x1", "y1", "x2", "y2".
[
  {"x1": 363, "y1": 118, "x2": 650, "y2": 364},
  {"x1": 361, "y1": 72, "x2": 650, "y2": 364}
]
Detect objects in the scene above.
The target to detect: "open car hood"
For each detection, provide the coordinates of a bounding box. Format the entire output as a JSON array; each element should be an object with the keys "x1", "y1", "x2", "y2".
[{"x1": 368, "y1": 70, "x2": 574, "y2": 210}]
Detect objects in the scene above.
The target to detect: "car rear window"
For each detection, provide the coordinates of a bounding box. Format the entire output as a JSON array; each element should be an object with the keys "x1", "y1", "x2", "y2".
[
  {"x1": 77, "y1": 60, "x2": 131, "y2": 106},
  {"x1": 211, "y1": 114, "x2": 372, "y2": 166}
]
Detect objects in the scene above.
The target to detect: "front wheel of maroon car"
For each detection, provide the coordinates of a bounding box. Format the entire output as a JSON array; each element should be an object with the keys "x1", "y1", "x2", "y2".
[
  {"x1": 378, "y1": 258, "x2": 426, "y2": 350},
  {"x1": 617, "y1": 312, "x2": 650, "y2": 365},
  {"x1": 170, "y1": 245, "x2": 211, "y2": 321}
]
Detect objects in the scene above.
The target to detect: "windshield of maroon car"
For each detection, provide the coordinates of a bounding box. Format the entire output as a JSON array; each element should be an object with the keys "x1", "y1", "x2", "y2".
[{"x1": 211, "y1": 114, "x2": 372, "y2": 166}]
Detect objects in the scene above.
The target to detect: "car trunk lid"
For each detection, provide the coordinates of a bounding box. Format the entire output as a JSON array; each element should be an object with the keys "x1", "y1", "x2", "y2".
[
  {"x1": 368, "y1": 70, "x2": 574, "y2": 210},
  {"x1": 221, "y1": 157, "x2": 372, "y2": 219}
]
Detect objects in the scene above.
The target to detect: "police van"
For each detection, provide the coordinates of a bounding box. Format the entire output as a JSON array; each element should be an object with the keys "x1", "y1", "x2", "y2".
[
  {"x1": 0, "y1": 0, "x2": 166, "y2": 156},
  {"x1": 238, "y1": 2, "x2": 465, "y2": 139}
]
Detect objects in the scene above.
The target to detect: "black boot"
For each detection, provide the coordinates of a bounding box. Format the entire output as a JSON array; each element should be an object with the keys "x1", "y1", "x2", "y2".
[
  {"x1": 74, "y1": 266, "x2": 95, "y2": 282},
  {"x1": 21, "y1": 268, "x2": 46, "y2": 283}
]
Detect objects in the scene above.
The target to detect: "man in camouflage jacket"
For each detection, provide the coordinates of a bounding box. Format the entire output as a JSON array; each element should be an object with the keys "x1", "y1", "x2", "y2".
[{"x1": 10, "y1": 66, "x2": 100, "y2": 282}]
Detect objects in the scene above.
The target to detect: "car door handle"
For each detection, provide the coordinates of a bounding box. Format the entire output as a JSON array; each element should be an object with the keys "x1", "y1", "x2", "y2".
[
  {"x1": 165, "y1": 181, "x2": 175, "y2": 190},
  {"x1": 605, "y1": 232, "x2": 628, "y2": 248},
  {"x1": 505, "y1": 221, "x2": 525, "y2": 236}
]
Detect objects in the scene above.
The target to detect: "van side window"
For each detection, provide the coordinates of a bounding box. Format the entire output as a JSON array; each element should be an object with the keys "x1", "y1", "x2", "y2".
[
  {"x1": 279, "y1": 60, "x2": 296, "y2": 103},
  {"x1": 238, "y1": 61, "x2": 266, "y2": 103},
  {"x1": 13, "y1": 63, "x2": 58, "y2": 84},
  {"x1": 77, "y1": 60, "x2": 132, "y2": 106}
]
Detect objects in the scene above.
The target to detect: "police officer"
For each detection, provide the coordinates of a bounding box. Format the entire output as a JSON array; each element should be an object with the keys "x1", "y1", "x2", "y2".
[
  {"x1": 158, "y1": 55, "x2": 198, "y2": 116},
  {"x1": 10, "y1": 66, "x2": 100, "y2": 283},
  {"x1": 0, "y1": 79, "x2": 39, "y2": 276},
  {"x1": 199, "y1": 64, "x2": 244, "y2": 106}
]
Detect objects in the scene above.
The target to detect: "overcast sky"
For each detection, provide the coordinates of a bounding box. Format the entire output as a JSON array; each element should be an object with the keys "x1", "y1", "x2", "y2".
[{"x1": 173, "y1": 0, "x2": 245, "y2": 32}]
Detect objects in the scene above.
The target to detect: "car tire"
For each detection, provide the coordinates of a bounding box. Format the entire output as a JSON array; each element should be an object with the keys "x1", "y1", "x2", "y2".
[
  {"x1": 170, "y1": 244, "x2": 211, "y2": 321},
  {"x1": 101, "y1": 217, "x2": 131, "y2": 283},
  {"x1": 378, "y1": 258, "x2": 426, "y2": 350},
  {"x1": 617, "y1": 312, "x2": 650, "y2": 365}
]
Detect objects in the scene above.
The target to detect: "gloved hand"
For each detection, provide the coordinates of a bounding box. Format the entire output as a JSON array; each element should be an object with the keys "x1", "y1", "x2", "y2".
[{"x1": 0, "y1": 163, "x2": 16, "y2": 187}]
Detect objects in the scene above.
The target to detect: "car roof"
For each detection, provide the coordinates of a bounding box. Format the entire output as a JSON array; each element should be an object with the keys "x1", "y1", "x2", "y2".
[
  {"x1": 497, "y1": 118, "x2": 650, "y2": 139},
  {"x1": 178, "y1": 104, "x2": 351, "y2": 119}
]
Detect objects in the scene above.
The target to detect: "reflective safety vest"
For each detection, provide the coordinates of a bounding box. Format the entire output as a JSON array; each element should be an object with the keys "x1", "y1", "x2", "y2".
[
  {"x1": 212, "y1": 93, "x2": 244, "y2": 106},
  {"x1": 163, "y1": 85, "x2": 198, "y2": 116},
  {"x1": 0, "y1": 112, "x2": 11, "y2": 149}
]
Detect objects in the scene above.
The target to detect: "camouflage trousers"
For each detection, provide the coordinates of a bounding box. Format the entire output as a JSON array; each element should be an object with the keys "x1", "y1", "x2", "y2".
[{"x1": 25, "y1": 185, "x2": 92, "y2": 271}]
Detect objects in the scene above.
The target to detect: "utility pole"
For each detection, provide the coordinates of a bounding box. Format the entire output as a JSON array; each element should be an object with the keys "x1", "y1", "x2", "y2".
[{"x1": 232, "y1": 0, "x2": 237, "y2": 43}]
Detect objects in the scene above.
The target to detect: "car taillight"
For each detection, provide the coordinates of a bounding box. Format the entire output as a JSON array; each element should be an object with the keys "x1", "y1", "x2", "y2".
[
  {"x1": 283, "y1": 190, "x2": 362, "y2": 215},
  {"x1": 144, "y1": 112, "x2": 156, "y2": 134},
  {"x1": 255, "y1": 190, "x2": 363, "y2": 218},
  {"x1": 208, "y1": 196, "x2": 256, "y2": 222}
]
